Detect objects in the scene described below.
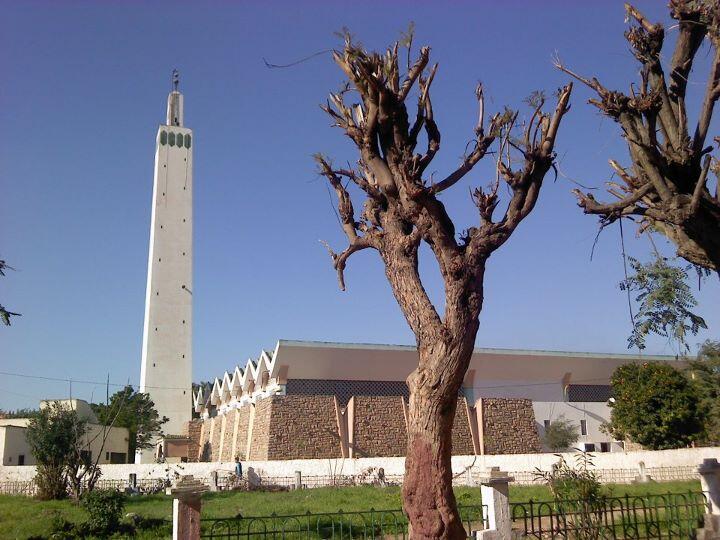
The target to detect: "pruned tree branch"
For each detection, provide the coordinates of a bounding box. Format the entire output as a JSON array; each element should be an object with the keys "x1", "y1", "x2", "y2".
[{"x1": 557, "y1": 2, "x2": 720, "y2": 272}]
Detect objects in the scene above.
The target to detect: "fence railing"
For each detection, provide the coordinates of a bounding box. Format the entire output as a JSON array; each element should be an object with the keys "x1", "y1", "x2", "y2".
[
  {"x1": 0, "y1": 465, "x2": 702, "y2": 497},
  {"x1": 510, "y1": 490, "x2": 708, "y2": 539},
  {"x1": 200, "y1": 505, "x2": 487, "y2": 539}
]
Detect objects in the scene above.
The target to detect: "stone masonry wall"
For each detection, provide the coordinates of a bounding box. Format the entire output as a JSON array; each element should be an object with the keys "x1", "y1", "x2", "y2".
[
  {"x1": 234, "y1": 406, "x2": 250, "y2": 459},
  {"x1": 452, "y1": 398, "x2": 475, "y2": 455},
  {"x1": 186, "y1": 420, "x2": 202, "y2": 462},
  {"x1": 266, "y1": 395, "x2": 341, "y2": 460},
  {"x1": 220, "y1": 410, "x2": 236, "y2": 462},
  {"x1": 210, "y1": 417, "x2": 222, "y2": 462},
  {"x1": 249, "y1": 398, "x2": 272, "y2": 460},
  {"x1": 351, "y1": 396, "x2": 406, "y2": 457},
  {"x1": 482, "y1": 398, "x2": 541, "y2": 454}
]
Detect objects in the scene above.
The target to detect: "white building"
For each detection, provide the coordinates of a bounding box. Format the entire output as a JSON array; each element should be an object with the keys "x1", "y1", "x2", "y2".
[
  {"x1": 138, "y1": 72, "x2": 194, "y2": 462},
  {"x1": 0, "y1": 399, "x2": 129, "y2": 466}
]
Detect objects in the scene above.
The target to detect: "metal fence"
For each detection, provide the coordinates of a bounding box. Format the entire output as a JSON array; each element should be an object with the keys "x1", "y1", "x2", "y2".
[
  {"x1": 510, "y1": 491, "x2": 708, "y2": 539},
  {"x1": 200, "y1": 505, "x2": 488, "y2": 539}
]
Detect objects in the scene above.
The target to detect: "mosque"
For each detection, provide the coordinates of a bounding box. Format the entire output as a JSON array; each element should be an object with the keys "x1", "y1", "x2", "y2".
[{"x1": 138, "y1": 78, "x2": 678, "y2": 464}]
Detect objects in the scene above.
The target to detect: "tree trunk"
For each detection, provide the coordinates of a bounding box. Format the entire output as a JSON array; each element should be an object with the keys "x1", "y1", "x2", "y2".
[{"x1": 402, "y1": 345, "x2": 473, "y2": 540}]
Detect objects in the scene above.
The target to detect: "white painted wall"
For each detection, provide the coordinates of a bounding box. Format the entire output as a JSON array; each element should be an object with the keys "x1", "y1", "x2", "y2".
[
  {"x1": 0, "y1": 424, "x2": 129, "y2": 466},
  {"x1": 1, "y1": 447, "x2": 716, "y2": 484},
  {"x1": 139, "y1": 90, "x2": 193, "y2": 462},
  {"x1": 533, "y1": 401, "x2": 616, "y2": 451}
]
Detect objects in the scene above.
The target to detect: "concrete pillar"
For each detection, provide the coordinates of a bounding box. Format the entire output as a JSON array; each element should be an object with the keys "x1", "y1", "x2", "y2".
[
  {"x1": 167, "y1": 476, "x2": 209, "y2": 540},
  {"x1": 477, "y1": 467, "x2": 514, "y2": 540},
  {"x1": 699, "y1": 458, "x2": 720, "y2": 515},
  {"x1": 209, "y1": 471, "x2": 219, "y2": 492},
  {"x1": 294, "y1": 471, "x2": 302, "y2": 490},
  {"x1": 634, "y1": 461, "x2": 652, "y2": 483}
]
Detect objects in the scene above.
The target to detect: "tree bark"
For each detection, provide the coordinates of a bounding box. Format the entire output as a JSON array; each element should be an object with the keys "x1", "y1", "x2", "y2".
[{"x1": 403, "y1": 340, "x2": 477, "y2": 540}]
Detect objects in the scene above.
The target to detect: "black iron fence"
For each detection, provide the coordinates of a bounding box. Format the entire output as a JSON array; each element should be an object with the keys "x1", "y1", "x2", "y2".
[
  {"x1": 200, "y1": 505, "x2": 487, "y2": 539},
  {"x1": 510, "y1": 490, "x2": 708, "y2": 539}
]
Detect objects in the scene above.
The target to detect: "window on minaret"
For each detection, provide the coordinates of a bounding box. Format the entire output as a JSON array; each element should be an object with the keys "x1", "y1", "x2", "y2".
[
  {"x1": 160, "y1": 131, "x2": 167, "y2": 145},
  {"x1": 168, "y1": 132, "x2": 176, "y2": 146}
]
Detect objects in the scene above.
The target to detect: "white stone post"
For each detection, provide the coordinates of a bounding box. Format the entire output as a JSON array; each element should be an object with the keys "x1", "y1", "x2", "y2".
[
  {"x1": 295, "y1": 470, "x2": 302, "y2": 490},
  {"x1": 699, "y1": 459, "x2": 720, "y2": 515},
  {"x1": 698, "y1": 459, "x2": 720, "y2": 538},
  {"x1": 476, "y1": 467, "x2": 514, "y2": 540},
  {"x1": 168, "y1": 476, "x2": 208, "y2": 540}
]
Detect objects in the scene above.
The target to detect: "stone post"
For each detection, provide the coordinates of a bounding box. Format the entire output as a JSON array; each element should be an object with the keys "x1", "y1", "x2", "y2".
[
  {"x1": 294, "y1": 471, "x2": 302, "y2": 490},
  {"x1": 698, "y1": 459, "x2": 720, "y2": 539},
  {"x1": 128, "y1": 473, "x2": 137, "y2": 491},
  {"x1": 209, "y1": 470, "x2": 219, "y2": 492},
  {"x1": 476, "y1": 467, "x2": 514, "y2": 540},
  {"x1": 634, "y1": 461, "x2": 652, "y2": 484},
  {"x1": 167, "y1": 475, "x2": 209, "y2": 540},
  {"x1": 699, "y1": 459, "x2": 720, "y2": 515}
]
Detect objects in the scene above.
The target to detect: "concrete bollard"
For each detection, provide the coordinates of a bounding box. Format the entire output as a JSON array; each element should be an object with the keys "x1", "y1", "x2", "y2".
[
  {"x1": 476, "y1": 467, "x2": 514, "y2": 540},
  {"x1": 634, "y1": 461, "x2": 652, "y2": 484},
  {"x1": 128, "y1": 473, "x2": 137, "y2": 491},
  {"x1": 209, "y1": 471, "x2": 219, "y2": 492},
  {"x1": 295, "y1": 471, "x2": 302, "y2": 490},
  {"x1": 699, "y1": 459, "x2": 720, "y2": 515},
  {"x1": 167, "y1": 475, "x2": 209, "y2": 540}
]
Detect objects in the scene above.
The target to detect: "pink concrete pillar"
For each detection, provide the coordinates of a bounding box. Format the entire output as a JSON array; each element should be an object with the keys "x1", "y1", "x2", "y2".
[{"x1": 167, "y1": 475, "x2": 209, "y2": 540}]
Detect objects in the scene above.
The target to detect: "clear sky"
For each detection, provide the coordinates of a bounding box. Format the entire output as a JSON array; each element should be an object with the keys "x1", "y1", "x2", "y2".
[{"x1": 1, "y1": 1, "x2": 718, "y2": 410}]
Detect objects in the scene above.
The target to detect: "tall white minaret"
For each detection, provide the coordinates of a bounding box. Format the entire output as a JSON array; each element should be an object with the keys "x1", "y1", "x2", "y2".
[{"x1": 138, "y1": 70, "x2": 193, "y2": 463}]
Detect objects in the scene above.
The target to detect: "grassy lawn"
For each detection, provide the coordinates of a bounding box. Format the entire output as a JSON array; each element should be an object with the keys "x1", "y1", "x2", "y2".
[{"x1": 0, "y1": 480, "x2": 701, "y2": 539}]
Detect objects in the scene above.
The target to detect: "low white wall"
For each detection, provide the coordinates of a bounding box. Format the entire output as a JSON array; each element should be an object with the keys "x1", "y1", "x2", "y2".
[{"x1": 1, "y1": 447, "x2": 717, "y2": 484}]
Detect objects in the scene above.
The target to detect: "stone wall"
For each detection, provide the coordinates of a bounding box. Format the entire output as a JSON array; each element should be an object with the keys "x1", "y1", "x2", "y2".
[
  {"x1": 193, "y1": 394, "x2": 541, "y2": 461},
  {"x1": 249, "y1": 399, "x2": 272, "y2": 460},
  {"x1": 186, "y1": 420, "x2": 202, "y2": 462},
  {"x1": 351, "y1": 396, "x2": 406, "y2": 457},
  {"x1": 266, "y1": 395, "x2": 341, "y2": 460},
  {"x1": 219, "y1": 410, "x2": 236, "y2": 462},
  {"x1": 482, "y1": 398, "x2": 541, "y2": 454},
  {"x1": 210, "y1": 417, "x2": 222, "y2": 461},
  {"x1": 452, "y1": 398, "x2": 475, "y2": 455}
]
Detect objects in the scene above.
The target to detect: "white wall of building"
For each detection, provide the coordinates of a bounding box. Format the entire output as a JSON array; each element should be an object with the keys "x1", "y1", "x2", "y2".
[{"x1": 533, "y1": 401, "x2": 617, "y2": 451}]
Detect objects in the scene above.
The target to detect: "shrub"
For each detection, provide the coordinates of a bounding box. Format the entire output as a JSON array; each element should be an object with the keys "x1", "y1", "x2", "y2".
[
  {"x1": 543, "y1": 415, "x2": 580, "y2": 452},
  {"x1": 80, "y1": 489, "x2": 126, "y2": 535}
]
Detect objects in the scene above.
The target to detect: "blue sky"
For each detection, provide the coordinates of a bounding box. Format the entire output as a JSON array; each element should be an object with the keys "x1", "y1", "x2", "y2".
[{"x1": 1, "y1": 1, "x2": 718, "y2": 410}]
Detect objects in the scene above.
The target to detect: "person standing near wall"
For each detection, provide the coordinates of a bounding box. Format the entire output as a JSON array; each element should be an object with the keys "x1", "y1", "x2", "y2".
[{"x1": 234, "y1": 455, "x2": 243, "y2": 480}]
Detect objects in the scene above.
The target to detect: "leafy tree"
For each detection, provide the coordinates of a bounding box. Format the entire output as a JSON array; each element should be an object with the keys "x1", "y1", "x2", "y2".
[
  {"x1": 543, "y1": 415, "x2": 580, "y2": 452},
  {"x1": 620, "y1": 255, "x2": 707, "y2": 353},
  {"x1": 558, "y1": 2, "x2": 720, "y2": 272},
  {"x1": 0, "y1": 258, "x2": 20, "y2": 326},
  {"x1": 315, "y1": 29, "x2": 572, "y2": 536},
  {"x1": 0, "y1": 408, "x2": 40, "y2": 419},
  {"x1": 687, "y1": 340, "x2": 720, "y2": 444},
  {"x1": 25, "y1": 403, "x2": 87, "y2": 500},
  {"x1": 608, "y1": 362, "x2": 704, "y2": 450},
  {"x1": 92, "y1": 385, "x2": 167, "y2": 461}
]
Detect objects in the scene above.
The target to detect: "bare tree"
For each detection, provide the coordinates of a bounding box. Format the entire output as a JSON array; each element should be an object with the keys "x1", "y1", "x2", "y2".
[
  {"x1": 316, "y1": 33, "x2": 572, "y2": 539},
  {"x1": 557, "y1": 1, "x2": 720, "y2": 273}
]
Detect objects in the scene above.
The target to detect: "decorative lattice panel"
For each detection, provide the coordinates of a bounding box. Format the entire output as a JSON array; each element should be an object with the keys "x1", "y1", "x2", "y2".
[
  {"x1": 567, "y1": 384, "x2": 612, "y2": 402},
  {"x1": 285, "y1": 379, "x2": 409, "y2": 405}
]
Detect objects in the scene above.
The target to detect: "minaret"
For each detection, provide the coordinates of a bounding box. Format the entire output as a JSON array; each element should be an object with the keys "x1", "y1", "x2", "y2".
[{"x1": 138, "y1": 70, "x2": 193, "y2": 463}]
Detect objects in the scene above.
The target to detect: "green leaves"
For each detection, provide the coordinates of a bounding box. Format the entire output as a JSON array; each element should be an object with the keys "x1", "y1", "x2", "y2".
[
  {"x1": 620, "y1": 255, "x2": 707, "y2": 353},
  {"x1": 608, "y1": 362, "x2": 704, "y2": 450},
  {"x1": 92, "y1": 385, "x2": 168, "y2": 459}
]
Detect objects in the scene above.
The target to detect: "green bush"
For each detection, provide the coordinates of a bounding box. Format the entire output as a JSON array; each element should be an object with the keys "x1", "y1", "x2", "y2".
[{"x1": 80, "y1": 489, "x2": 126, "y2": 535}]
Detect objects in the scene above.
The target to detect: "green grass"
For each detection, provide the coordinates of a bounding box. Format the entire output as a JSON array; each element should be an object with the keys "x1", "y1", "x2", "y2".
[{"x1": 0, "y1": 480, "x2": 701, "y2": 539}]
